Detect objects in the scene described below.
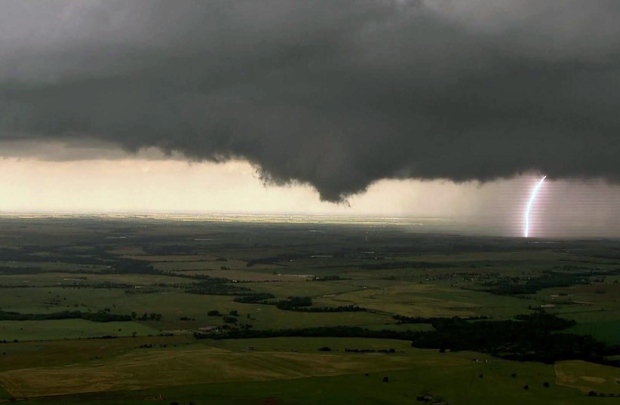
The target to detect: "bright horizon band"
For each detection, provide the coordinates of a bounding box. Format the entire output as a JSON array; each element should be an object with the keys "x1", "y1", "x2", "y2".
[{"x1": 525, "y1": 175, "x2": 547, "y2": 238}]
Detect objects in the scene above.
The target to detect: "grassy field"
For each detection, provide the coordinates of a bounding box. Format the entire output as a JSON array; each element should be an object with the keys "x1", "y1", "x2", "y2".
[
  {"x1": 1, "y1": 217, "x2": 620, "y2": 403},
  {"x1": 555, "y1": 360, "x2": 620, "y2": 394},
  {"x1": 0, "y1": 336, "x2": 193, "y2": 373},
  {"x1": 22, "y1": 374, "x2": 620, "y2": 405},
  {"x1": 310, "y1": 282, "x2": 532, "y2": 318},
  {"x1": 567, "y1": 321, "x2": 620, "y2": 346},
  {"x1": 0, "y1": 339, "x2": 617, "y2": 404},
  {"x1": 0, "y1": 319, "x2": 158, "y2": 341},
  {"x1": 0, "y1": 338, "x2": 469, "y2": 397}
]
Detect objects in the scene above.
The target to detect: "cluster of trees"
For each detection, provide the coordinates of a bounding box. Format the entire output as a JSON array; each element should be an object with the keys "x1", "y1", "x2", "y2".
[
  {"x1": 233, "y1": 293, "x2": 276, "y2": 303},
  {"x1": 392, "y1": 315, "x2": 489, "y2": 324},
  {"x1": 246, "y1": 254, "x2": 303, "y2": 267},
  {"x1": 409, "y1": 312, "x2": 611, "y2": 364},
  {"x1": 208, "y1": 310, "x2": 239, "y2": 317},
  {"x1": 109, "y1": 260, "x2": 237, "y2": 288},
  {"x1": 0, "y1": 266, "x2": 43, "y2": 275},
  {"x1": 85, "y1": 335, "x2": 117, "y2": 340},
  {"x1": 222, "y1": 316, "x2": 238, "y2": 324},
  {"x1": 138, "y1": 343, "x2": 168, "y2": 349},
  {"x1": 110, "y1": 260, "x2": 160, "y2": 275},
  {"x1": 317, "y1": 347, "x2": 396, "y2": 353},
  {"x1": 233, "y1": 294, "x2": 364, "y2": 312},
  {"x1": 513, "y1": 312, "x2": 575, "y2": 329},
  {"x1": 312, "y1": 275, "x2": 347, "y2": 281},
  {"x1": 588, "y1": 391, "x2": 620, "y2": 397},
  {"x1": 0, "y1": 309, "x2": 132, "y2": 322},
  {"x1": 484, "y1": 272, "x2": 591, "y2": 295},
  {"x1": 181, "y1": 274, "x2": 253, "y2": 296},
  {"x1": 195, "y1": 311, "x2": 618, "y2": 366},
  {"x1": 206, "y1": 310, "x2": 239, "y2": 324},
  {"x1": 0, "y1": 246, "x2": 107, "y2": 266},
  {"x1": 291, "y1": 305, "x2": 365, "y2": 313},
  {"x1": 358, "y1": 261, "x2": 454, "y2": 270},
  {"x1": 124, "y1": 287, "x2": 163, "y2": 294},
  {"x1": 0, "y1": 248, "x2": 34, "y2": 262},
  {"x1": 185, "y1": 282, "x2": 251, "y2": 296},
  {"x1": 131, "y1": 312, "x2": 162, "y2": 321},
  {"x1": 345, "y1": 348, "x2": 396, "y2": 353},
  {"x1": 194, "y1": 325, "x2": 380, "y2": 340},
  {"x1": 274, "y1": 296, "x2": 313, "y2": 310}
]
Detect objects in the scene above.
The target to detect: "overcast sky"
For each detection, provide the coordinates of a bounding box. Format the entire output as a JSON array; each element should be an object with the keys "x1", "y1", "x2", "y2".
[{"x1": 1, "y1": 0, "x2": 619, "y2": 237}]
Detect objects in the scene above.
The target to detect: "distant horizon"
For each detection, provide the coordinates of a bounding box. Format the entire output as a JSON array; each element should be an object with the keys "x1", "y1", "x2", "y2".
[
  {"x1": 2, "y1": 210, "x2": 618, "y2": 240},
  {"x1": 0, "y1": 209, "x2": 471, "y2": 219}
]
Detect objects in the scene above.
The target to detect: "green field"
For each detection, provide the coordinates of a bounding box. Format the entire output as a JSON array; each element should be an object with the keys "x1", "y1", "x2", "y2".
[
  {"x1": 567, "y1": 321, "x2": 620, "y2": 346},
  {"x1": 0, "y1": 319, "x2": 158, "y2": 341},
  {"x1": 0, "y1": 217, "x2": 619, "y2": 403},
  {"x1": 1, "y1": 339, "x2": 618, "y2": 404}
]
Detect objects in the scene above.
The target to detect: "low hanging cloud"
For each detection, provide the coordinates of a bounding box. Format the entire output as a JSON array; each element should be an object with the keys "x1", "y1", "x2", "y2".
[{"x1": 1, "y1": 0, "x2": 619, "y2": 201}]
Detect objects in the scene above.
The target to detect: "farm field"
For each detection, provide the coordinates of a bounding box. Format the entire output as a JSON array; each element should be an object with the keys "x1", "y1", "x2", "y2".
[
  {"x1": 3, "y1": 342, "x2": 620, "y2": 404},
  {"x1": 0, "y1": 215, "x2": 619, "y2": 403},
  {"x1": 0, "y1": 319, "x2": 158, "y2": 341}
]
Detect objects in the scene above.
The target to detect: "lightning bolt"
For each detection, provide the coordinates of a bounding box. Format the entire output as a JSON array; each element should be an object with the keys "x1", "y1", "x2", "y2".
[{"x1": 524, "y1": 175, "x2": 546, "y2": 238}]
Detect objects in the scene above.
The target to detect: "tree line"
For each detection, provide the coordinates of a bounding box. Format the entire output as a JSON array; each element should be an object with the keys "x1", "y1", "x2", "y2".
[
  {"x1": 0, "y1": 309, "x2": 132, "y2": 322},
  {"x1": 233, "y1": 294, "x2": 365, "y2": 312},
  {"x1": 195, "y1": 311, "x2": 619, "y2": 366}
]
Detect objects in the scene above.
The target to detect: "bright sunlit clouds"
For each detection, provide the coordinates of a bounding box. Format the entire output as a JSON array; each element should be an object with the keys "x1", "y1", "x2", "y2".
[
  {"x1": 0, "y1": 156, "x2": 516, "y2": 216},
  {"x1": 2, "y1": 156, "x2": 619, "y2": 238}
]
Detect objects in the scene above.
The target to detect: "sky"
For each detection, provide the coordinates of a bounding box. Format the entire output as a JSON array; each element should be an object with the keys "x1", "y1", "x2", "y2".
[{"x1": 0, "y1": 0, "x2": 619, "y2": 237}]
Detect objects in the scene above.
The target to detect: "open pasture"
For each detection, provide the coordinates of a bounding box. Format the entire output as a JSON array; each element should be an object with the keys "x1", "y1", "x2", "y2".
[
  {"x1": 0, "y1": 335, "x2": 193, "y2": 373},
  {"x1": 555, "y1": 360, "x2": 620, "y2": 395},
  {"x1": 0, "y1": 343, "x2": 468, "y2": 398},
  {"x1": 2, "y1": 341, "x2": 617, "y2": 405},
  {"x1": 1, "y1": 217, "x2": 620, "y2": 403},
  {"x1": 0, "y1": 272, "x2": 194, "y2": 287},
  {"x1": 312, "y1": 282, "x2": 534, "y2": 318},
  {"x1": 0, "y1": 319, "x2": 158, "y2": 341}
]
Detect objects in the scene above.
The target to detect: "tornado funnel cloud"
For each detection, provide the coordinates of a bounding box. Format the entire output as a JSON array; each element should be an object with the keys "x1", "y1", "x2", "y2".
[{"x1": 524, "y1": 176, "x2": 547, "y2": 238}]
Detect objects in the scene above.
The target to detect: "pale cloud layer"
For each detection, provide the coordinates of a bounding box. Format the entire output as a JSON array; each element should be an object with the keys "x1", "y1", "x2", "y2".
[
  {"x1": 2, "y1": 157, "x2": 484, "y2": 216},
  {"x1": 2, "y1": 158, "x2": 619, "y2": 237}
]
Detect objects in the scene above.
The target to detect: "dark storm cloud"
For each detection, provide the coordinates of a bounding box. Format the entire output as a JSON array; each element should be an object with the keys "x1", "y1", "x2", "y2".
[{"x1": 1, "y1": 0, "x2": 619, "y2": 201}]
